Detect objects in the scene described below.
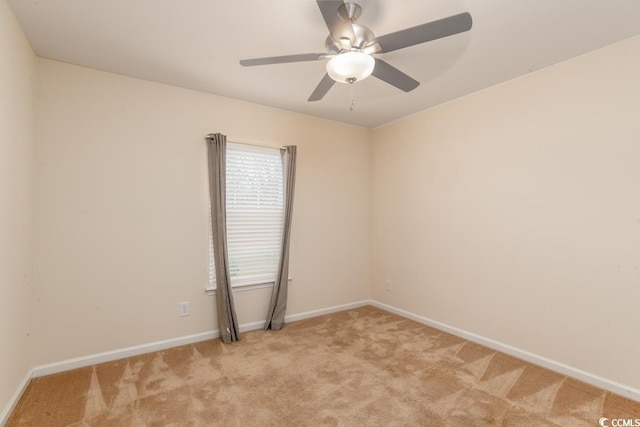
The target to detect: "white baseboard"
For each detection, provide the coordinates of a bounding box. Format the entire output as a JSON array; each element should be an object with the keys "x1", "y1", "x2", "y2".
[
  {"x1": 369, "y1": 300, "x2": 640, "y2": 402},
  {"x1": 285, "y1": 300, "x2": 370, "y2": 323},
  {"x1": 32, "y1": 330, "x2": 220, "y2": 377},
  {"x1": 0, "y1": 369, "x2": 33, "y2": 426},
  {"x1": 240, "y1": 300, "x2": 370, "y2": 332},
  {"x1": 31, "y1": 299, "x2": 371, "y2": 378}
]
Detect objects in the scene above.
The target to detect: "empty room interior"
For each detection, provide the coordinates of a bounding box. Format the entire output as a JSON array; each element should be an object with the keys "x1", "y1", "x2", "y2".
[{"x1": 2, "y1": 0, "x2": 640, "y2": 425}]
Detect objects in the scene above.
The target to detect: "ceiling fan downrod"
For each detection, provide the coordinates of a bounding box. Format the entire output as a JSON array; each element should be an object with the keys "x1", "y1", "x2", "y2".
[{"x1": 338, "y1": 2, "x2": 362, "y2": 23}]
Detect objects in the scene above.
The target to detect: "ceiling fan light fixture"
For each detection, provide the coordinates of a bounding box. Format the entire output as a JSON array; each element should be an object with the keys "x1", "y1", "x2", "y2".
[{"x1": 326, "y1": 51, "x2": 375, "y2": 84}]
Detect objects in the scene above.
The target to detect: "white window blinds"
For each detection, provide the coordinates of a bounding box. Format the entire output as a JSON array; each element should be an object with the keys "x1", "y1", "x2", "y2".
[{"x1": 208, "y1": 144, "x2": 284, "y2": 288}]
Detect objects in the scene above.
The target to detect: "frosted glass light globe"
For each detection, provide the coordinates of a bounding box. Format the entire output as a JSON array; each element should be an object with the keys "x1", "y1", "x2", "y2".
[{"x1": 326, "y1": 51, "x2": 375, "y2": 84}]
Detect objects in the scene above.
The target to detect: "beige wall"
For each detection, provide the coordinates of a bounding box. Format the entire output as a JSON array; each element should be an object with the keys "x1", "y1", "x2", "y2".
[
  {"x1": 33, "y1": 58, "x2": 372, "y2": 365},
  {"x1": 372, "y1": 35, "x2": 640, "y2": 389},
  {"x1": 0, "y1": 0, "x2": 35, "y2": 413}
]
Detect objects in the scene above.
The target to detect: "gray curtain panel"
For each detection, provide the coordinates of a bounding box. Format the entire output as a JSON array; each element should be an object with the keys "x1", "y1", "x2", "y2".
[
  {"x1": 206, "y1": 133, "x2": 240, "y2": 343},
  {"x1": 265, "y1": 145, "x2": 297, "y2": 330}
]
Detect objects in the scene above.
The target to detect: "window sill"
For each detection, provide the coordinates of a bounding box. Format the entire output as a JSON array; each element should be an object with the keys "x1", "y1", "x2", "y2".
[{"x1": 205, "y1": 277, "x2": 293, "y2": 296}]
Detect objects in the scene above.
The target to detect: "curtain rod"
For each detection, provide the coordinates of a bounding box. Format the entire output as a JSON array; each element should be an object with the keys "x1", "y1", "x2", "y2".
[{"x1": 205, "y1": 133, "x2": 285, "y2": 150}]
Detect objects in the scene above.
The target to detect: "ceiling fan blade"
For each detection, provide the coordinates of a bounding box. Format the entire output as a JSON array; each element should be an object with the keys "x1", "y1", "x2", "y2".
[
  {"x1": 316, "y1": 0, "x2": 356, "y2": 45},
  {"x1": 372, "y1": 58, "x2": 420, "y2": 92},
  {"x1": 240, "y1": 53, "x2": 325, "y2": 67},
  {"x1": 375, "y1": 12, "x2": 472, "y2": 53},
  {"x1": 308, "y1": 74, "x2": 336, "y2": 101}
]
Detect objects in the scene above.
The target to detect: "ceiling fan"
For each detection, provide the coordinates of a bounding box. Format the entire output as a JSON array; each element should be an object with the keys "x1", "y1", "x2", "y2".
[{"x1": 239, "y1": 1, "x2": 472, "y2": 102}]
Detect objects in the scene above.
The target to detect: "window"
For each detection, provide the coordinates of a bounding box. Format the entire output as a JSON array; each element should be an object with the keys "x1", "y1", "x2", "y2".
[{"x1": 208, "y1": 143, "x2": 284, "y2": 289}]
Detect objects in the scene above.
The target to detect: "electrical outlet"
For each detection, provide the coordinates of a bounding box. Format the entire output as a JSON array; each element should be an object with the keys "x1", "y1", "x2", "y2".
[
  {"x1": 384, "y1": 280, "x2": 392, "y2": 292},
  {"x1": 179, "y1": 302, "x2": 190, "y2": 317}
]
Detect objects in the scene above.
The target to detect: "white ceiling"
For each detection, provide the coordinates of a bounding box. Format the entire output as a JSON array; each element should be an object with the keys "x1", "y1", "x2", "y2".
[{"x1": 8, "y1": 0, "x2": 640, "y2": 128}]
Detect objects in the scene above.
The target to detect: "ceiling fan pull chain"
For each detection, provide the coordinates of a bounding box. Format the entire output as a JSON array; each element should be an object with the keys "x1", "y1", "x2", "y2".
[{"x1": 349, "y1": 83, "x2": 355, "y2": 112}]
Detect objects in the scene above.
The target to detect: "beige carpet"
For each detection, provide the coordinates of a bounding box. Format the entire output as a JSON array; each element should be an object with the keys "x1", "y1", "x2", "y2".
[{"x1": 8, "y1": 306, "x2": 640, "y2": 426}]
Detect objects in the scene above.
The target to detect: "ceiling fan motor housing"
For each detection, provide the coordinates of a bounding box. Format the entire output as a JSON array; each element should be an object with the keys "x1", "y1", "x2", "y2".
[{"x1": 325, "y1": 24, "x2": 377, "y2": 53}]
